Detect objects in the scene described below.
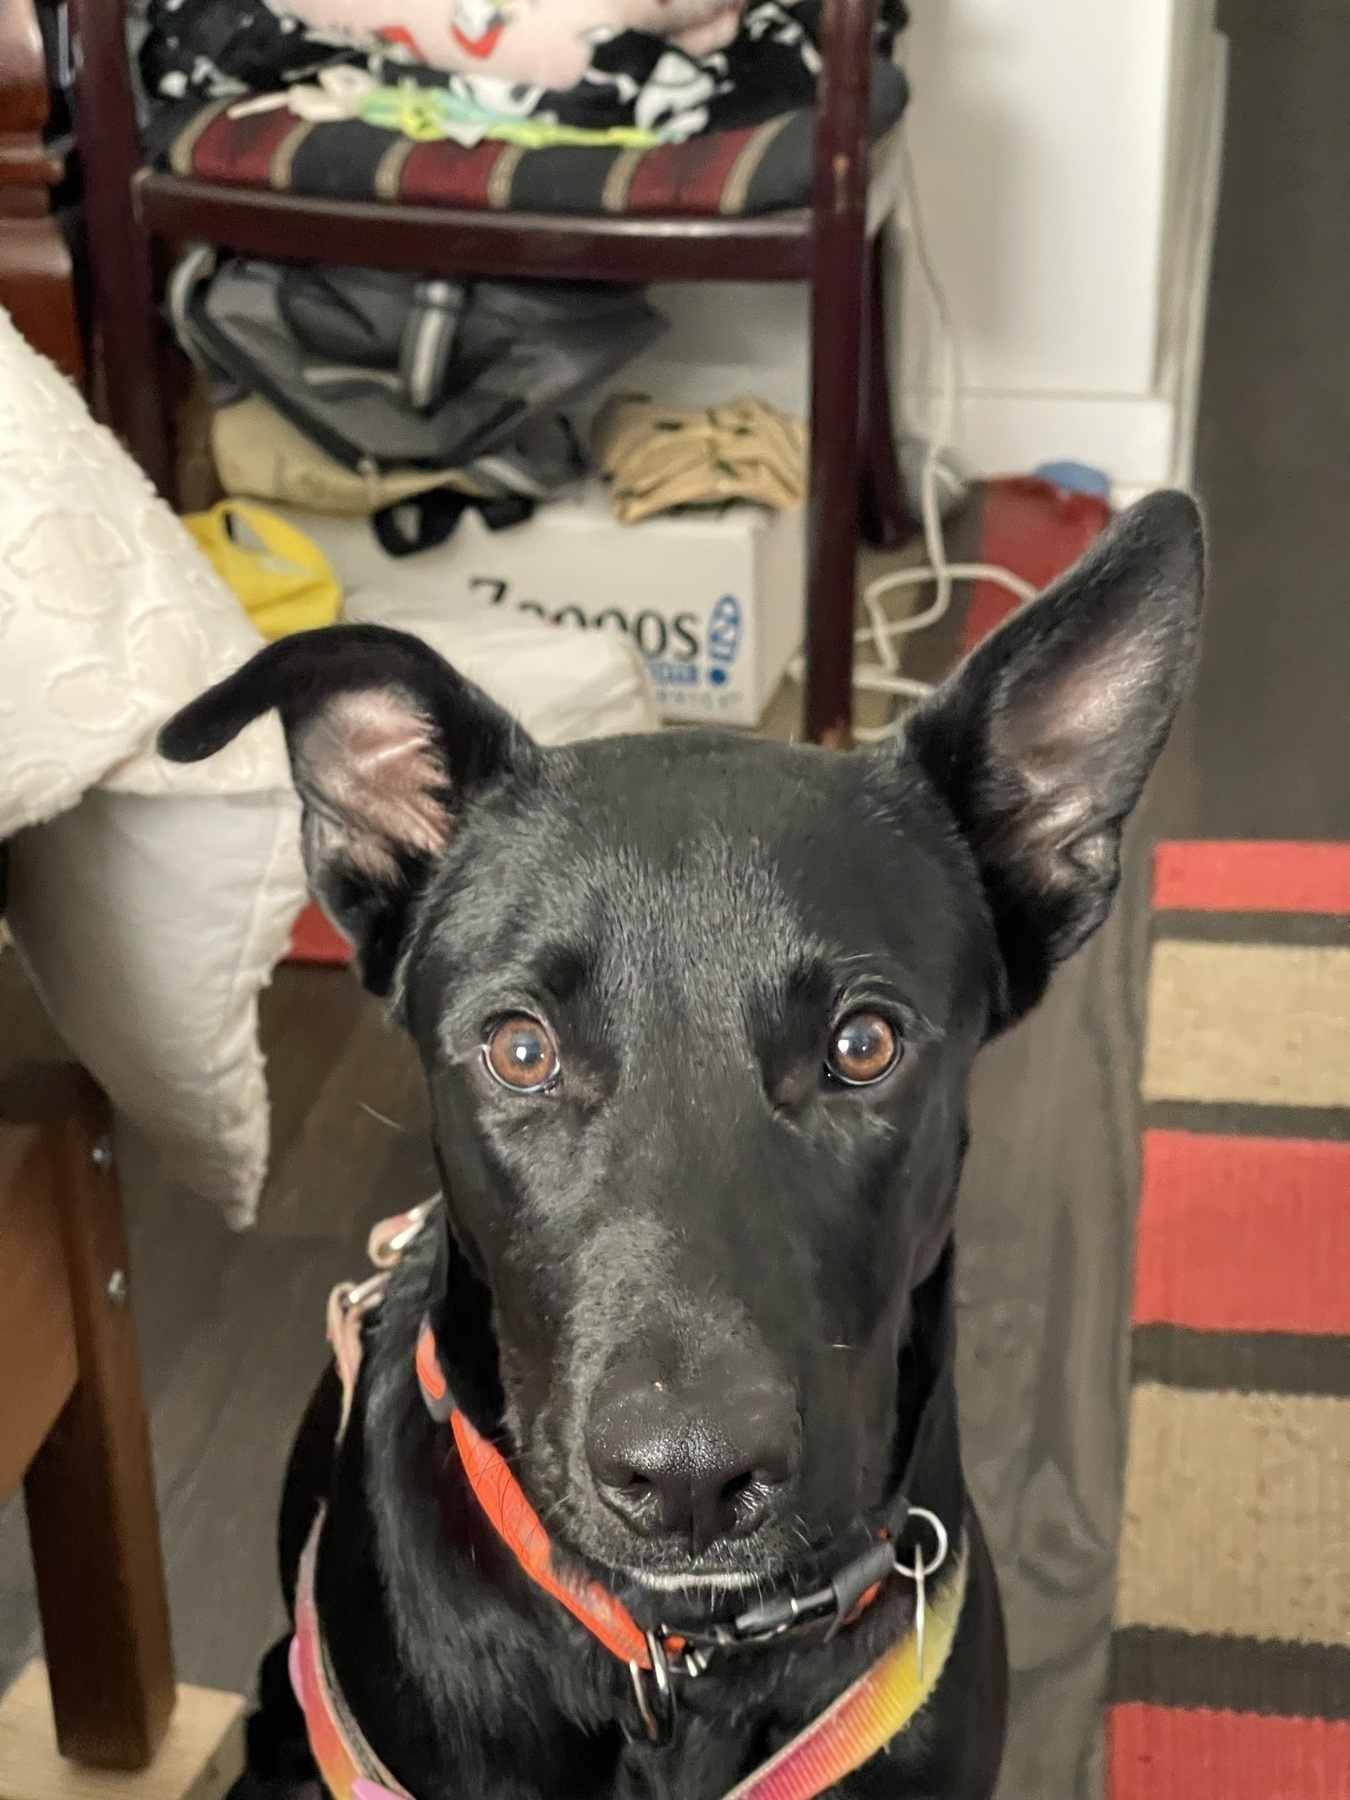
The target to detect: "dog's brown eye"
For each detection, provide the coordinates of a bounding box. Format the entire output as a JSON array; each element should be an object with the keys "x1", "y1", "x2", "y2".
[
  {"x1": 483, "y1": 1015, "x2": 559, "y2": 1092},
  {"x1": 827, "y1": 1011, "x2": 900, "y2": 1086}
]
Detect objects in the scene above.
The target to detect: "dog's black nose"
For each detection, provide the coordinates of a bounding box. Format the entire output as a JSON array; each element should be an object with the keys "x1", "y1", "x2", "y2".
[{"x1": 585, "y1": 1357, "x2": 799, "y2": 1555}]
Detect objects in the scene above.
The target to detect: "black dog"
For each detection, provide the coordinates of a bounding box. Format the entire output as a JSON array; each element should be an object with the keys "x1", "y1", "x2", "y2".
[{"x1": 160, "y1": 490, "x2": 1203, "y2": 1800}]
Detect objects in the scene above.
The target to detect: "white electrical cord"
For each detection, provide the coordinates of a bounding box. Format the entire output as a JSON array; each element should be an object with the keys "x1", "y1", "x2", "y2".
[{"x1": 793, "y1": 126, "x2": 1039, "y2": 740}]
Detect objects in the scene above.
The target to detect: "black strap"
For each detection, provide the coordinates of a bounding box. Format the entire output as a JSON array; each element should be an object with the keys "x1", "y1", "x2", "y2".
[
  {"x1": 371, "y1": 488, "x2": 535, "y2": 559},
  {"x1": 371, "y1": 489, "x2": 472, "y2": 557}
]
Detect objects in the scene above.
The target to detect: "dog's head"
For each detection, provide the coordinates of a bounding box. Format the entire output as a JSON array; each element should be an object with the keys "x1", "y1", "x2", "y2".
[{"x1": 162, "y1": 492, "x2": 1201, "y2": 1598}]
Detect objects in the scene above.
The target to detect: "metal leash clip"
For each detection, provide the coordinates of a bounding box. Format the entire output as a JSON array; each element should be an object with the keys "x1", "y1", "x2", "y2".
[
  {"x1": 891, "y1": 1506, "x2": 949, "y2": 1681},
  {"x1": 628, "y1": 1631, "x2": 676, "y2": 1746}
]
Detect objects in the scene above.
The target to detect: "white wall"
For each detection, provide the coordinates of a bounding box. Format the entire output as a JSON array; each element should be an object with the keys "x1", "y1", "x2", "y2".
[{"x1": 611, "y1": 0, "x2": 1223, "y2": 493}]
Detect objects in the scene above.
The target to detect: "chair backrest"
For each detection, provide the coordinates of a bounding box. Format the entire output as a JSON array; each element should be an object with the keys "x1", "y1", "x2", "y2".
[
  {"x1": 62, "y1": 0, "x2": 173, "y2": 488},
  {"x1": 63, "y1": 0, "x2": 144, "y2": 258}
]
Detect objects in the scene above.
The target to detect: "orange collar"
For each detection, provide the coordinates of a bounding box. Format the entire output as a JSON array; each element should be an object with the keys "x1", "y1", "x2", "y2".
[{"x1": 415, "y1": 1322, "x2": 668, "y2": 1671}]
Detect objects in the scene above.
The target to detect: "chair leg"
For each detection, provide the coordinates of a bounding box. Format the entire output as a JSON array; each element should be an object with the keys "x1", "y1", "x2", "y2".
[
  {"x1": 859, "y1": 231, "x2": 911, "y2": 550},
  {"x1": 78, "y1": 211, "x2": 172, "y2": 497},
  {"x1": 804, "y1": 217, "x2": 869, "y2": 747},
  {"x1": 10, "y1": 1068, "x2": 176, "y2": 1770},
  {"x1": 69, "y1": 0, "x2": 173, "y2": 495}
]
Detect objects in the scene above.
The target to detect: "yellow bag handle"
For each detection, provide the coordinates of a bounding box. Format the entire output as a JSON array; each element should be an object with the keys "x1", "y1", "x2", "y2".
[{"x1": 184, "y1": 501, "x2": 343, "y2": 641}]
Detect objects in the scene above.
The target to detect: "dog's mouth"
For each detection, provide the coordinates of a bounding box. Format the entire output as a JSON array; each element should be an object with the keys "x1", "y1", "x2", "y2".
[
  {"x1": 544, "y1": 1506, "x2": 828, "y2": 1628},
  {"x1": 555, "y1": 1520, "x2": 800, "y2": 1595},
  {"x1": 616, "y1": 1564, "x2": 770, "y2": 1593},
  {"x1": 560, "y1": 1538, "x2": 818, "y2": 1636}
]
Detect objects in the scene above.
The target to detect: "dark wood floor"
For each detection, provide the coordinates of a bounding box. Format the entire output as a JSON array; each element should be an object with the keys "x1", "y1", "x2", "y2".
[{"x1": 3, "y1": 7, "x2": 1347, "y2": 1797}]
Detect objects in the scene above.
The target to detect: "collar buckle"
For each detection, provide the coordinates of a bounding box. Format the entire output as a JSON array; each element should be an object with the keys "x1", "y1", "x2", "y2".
[{"x1": 668, "y1": 1531, "x2": 903, "y2": 1669}]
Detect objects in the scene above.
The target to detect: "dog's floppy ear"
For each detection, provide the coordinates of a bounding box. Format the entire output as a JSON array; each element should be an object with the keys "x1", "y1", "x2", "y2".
[
  {"x1": 905, "y1": 490, "x2": 1204, "y2": 1020},
  {"x1": 158, "y1": 623, "x2": 535, "y2": 995}
]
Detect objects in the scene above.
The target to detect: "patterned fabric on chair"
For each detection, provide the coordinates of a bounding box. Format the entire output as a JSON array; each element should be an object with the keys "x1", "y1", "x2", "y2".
[{"x1": 148, "y1": 62, "x2": 906, "y2": 217}]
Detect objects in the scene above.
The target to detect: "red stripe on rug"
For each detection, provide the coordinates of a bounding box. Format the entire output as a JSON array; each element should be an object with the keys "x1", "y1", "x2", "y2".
[
  {"x1": 962, "y1": 475, "x2": 1111, "y2": 650},
  {"x1": 1153, "y1": 840, "x2": 1350, "y2": 914},
  {"x1": 1134, "y1": 1130, "x2": 1350, "y2": 1334},
  {"x1": 1108, "y1": 1703, "x2": 1350, "y2": 1800}
]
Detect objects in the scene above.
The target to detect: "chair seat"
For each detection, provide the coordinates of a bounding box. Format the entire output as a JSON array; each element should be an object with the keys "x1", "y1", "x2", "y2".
[
  {"x1": 137, "y1": 170, "x2": 814, "y2": 281},
  {"x1": 147, "y1": 56, "x2": 906, "y2": 223}
]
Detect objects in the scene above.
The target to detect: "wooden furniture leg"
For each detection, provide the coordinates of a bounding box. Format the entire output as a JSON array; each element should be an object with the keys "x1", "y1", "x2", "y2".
[
  {"x1": 3, "y1": 1069, "x2": 175, "y2": 1770},
  {"x1": 803, "y1": 227, "x2": 867, "y2": 748},
  {"x1": 802, "y1": 0, "x2": 874, "y2": 747},
  {"x1": 0, "y1": 0, "x2": 84, "y2": 384},
  {"x1": 859, "y1": 229, "x2": 910, "y2": 550},
  {"x1": 0, "y1": 1063, "x2": 246, "y2": 1800},
  {"x1": 67, "y1": 0, "x2": 171, "y2": 492}
]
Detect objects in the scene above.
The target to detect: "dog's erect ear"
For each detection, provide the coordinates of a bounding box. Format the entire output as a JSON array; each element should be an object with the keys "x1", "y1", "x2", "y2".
[
  {"x1": 905, "y1": 490, "x2": 1204, "y2": 1020},
  {"x1": 158, "y1": 624, "x2": 534, "y2": 995}
]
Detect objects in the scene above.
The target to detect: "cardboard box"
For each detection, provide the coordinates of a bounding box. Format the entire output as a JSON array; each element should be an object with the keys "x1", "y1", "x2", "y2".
[{"x1": 274, "y1": 485, "x2": 805, "y2": 727}]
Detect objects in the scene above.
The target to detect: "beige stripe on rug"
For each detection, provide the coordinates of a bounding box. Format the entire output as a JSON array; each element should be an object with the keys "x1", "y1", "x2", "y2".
[
  {"x1": 1142, "y1": 941, "x2": 1350, "y2": 1107},
  {"x1": 1116, "y1": 1383, "x2": 1350, "y2": 1646}
]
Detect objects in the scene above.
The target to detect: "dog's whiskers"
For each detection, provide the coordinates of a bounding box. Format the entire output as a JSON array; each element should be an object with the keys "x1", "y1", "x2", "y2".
[{"x1": 535, "y1": 1494, "x2": 575, "y2": 1531}]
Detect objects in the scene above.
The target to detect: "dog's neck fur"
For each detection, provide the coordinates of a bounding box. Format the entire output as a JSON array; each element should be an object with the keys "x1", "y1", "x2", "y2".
[{"x1": 313, "y1": 1229, "x2": 970, "y2": 1800}]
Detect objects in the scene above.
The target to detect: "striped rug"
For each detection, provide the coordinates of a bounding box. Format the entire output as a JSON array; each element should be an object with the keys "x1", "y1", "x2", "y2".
[{"x1": 1107, "y1": 840, "x2": 1350, "y2": 1799}]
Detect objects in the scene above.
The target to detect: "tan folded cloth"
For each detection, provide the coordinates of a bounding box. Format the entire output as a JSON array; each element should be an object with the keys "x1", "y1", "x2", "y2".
[
  {"x1": 593, "y1": 394, "x2": 807, "y2": 524},
  {"x1": 211, "y1": 396, "x2": 491, "y2": 517}
]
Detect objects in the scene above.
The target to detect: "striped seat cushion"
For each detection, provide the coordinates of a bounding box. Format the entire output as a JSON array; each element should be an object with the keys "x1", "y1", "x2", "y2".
[{"x1": 151, "y1": 61, "x2": 906, "y2": 218}]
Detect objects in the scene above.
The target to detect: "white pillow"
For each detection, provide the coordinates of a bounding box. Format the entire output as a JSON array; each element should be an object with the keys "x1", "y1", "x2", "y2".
[
  {"x1": 0, "y1": 305, "x2": 300, "y2": 1230},
  {"x1": 0, "y1": 307, "x2": 291, "y2": 832},
  {"x1": 6, "y1": 790, "x2": 305, "y2": 1230}
]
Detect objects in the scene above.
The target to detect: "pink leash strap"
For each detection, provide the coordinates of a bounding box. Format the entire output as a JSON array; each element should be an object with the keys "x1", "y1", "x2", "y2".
[{"x1": 723, "y1": 1538, "x2": 969, "y2": 1800}]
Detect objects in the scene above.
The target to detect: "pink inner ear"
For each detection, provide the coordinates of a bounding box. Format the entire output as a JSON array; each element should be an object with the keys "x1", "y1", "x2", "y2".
[{"x1": 298, "y1": 689, "x2": 453, "y2": 880}]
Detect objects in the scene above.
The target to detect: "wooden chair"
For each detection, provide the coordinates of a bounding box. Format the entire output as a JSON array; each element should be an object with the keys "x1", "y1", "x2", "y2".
[
  {"x1": 64, "y1": 0, "x2": 912, "y2": 745},
  {"x1": 0, "y1": 1065, "x2": 174, "y2": 1771},
  {"x1": 0, "y1": 0, "x2": 84, "y2": 386}
]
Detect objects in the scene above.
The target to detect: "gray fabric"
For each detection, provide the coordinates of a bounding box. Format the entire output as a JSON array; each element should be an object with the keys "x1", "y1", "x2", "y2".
[
  {"x1": 172, "y1": 253, "x2": 664, "y2": 479},
  {"x1": 954, "y1": 872, "x2": 1146, "y2": 1800}
]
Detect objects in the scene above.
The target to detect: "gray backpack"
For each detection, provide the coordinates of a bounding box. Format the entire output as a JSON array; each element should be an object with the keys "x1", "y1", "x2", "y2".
[{"x1": 169, "y1": 248, "x2": 666, "y2": 497}]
